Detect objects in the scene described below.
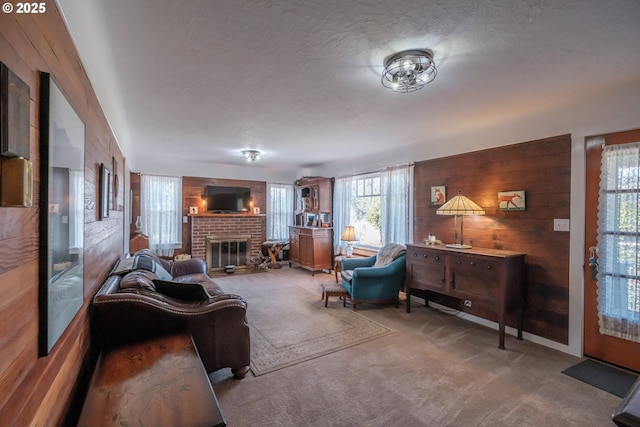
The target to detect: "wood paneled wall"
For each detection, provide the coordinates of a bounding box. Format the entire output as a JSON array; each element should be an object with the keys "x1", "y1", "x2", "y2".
[
  {"x1": 414, "y1": 135, "x2": 571, "y2": 343},
  {"x1": 0, "y1": 4, "x2": 124, "y2": 425}
]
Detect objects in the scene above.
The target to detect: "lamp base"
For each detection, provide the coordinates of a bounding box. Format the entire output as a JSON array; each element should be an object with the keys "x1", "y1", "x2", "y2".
[
  {"x1": 345, "y1": 244, "x2": 353, "y2": 258},
  {"x1": 445, "y1": 243, "x2": 472, "y2": 249}
]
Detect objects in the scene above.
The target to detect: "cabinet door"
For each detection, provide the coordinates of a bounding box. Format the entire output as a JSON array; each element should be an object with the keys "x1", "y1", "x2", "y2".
[
  {"x1": 449, "y1": 254, "x2": 498, "y2": 303},
  {"x1": 299, "y1": 234, "x2": 313, "y2": 266},
  {"x1": 406, "y1": 247, "x2": 447, "y2": 292},
  {"x1": 289, "y1": 229, "x2": 299, "y2": 263},
  {"x1": 312, "y1": 232, "x2": 333, "y2": 269}
]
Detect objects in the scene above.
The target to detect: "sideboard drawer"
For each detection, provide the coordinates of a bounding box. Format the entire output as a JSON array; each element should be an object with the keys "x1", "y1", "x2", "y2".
[
  {"x1": 406, "y1": 247, "x2": 447, "y2": 292},
  {"x1": 450, "y1": 255, "x2": 499, "y2": 302}
]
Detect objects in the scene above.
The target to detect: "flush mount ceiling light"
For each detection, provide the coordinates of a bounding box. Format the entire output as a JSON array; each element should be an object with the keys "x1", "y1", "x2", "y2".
[
  {"x1": 381, "y1": 49, "x2": 437, "y2": 93},
  {"x1": 241, "y1": 149, "x2": 261, "y2": 162}
]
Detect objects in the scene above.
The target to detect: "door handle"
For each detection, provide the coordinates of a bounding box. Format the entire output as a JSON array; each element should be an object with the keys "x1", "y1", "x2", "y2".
[{"x1": 588, "y1": 246, "x2": 598, "y2": 281}]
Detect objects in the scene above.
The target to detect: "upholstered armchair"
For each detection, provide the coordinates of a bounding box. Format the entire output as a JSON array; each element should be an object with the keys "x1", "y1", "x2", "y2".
[{"x1": 341, "y1": 243, "x2": 406, "y2": 310}]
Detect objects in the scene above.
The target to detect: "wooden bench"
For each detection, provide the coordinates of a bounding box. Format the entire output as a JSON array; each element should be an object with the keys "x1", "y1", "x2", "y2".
[{"x1": 78, "y1": 333, "x2": 226, "y2": 427}]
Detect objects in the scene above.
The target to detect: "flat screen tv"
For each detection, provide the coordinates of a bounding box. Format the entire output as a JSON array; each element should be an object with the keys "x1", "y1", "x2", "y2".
[{"x1": 206, "y1": 186, "x2": 251, "y2": 213}]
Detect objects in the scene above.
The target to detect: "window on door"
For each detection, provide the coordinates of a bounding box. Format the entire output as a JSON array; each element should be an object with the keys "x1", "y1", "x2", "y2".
[{"x1": 597, "y1": 141, "x2": 640, "y2": 342}]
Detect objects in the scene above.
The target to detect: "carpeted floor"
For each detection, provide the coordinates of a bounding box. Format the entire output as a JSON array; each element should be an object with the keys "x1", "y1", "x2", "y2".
[
  {"x1": 210, "y1": 268, "x2": 622, "y2": 426},
  {"x1": 214, "y1": 270, "x2": 392, "y2": 375}
]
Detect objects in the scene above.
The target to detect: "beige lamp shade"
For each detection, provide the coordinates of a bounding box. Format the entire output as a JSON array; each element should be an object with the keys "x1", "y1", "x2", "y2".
[
  {"x1": 436, "y1": 194, "x2": 485, "y2": 216},
  {"x1": 436, "y1": 193, "x2": 484, "y2": 249},
  {"x1": 341, "y1": 225, "x2": 357, "y2": 242}
]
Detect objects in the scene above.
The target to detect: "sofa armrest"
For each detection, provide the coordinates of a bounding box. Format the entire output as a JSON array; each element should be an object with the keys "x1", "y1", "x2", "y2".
[
  {"x1": 92, "y1": 291, "x2": 250, "y2": 374},
  {"x1": 170, "y1": 258, "x2": 207, "y2": 277},
  {"x1": 351, "y1": 254, "x2": 405, "y2": 280},
  {"x1": 342, "y1": 255, "x2": 375, "y2": 270}
]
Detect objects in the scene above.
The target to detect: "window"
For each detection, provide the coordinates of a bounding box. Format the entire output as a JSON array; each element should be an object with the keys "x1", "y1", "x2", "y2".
[
  {"x1": 267, "y1": 182, "x2": 293, "y2": 240},
  {"x1": 140, "y1": 174, "x2": 182, "y2": 256},
  {"x1": 333, "y1": 164, "x2": 413, "y2": 252},
  {"x1": 351, "y1": 174, "x2": 382, "y2": 247}
]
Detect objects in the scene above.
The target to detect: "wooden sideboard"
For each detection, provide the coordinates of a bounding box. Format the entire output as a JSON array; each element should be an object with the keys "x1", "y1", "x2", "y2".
[
  {"x1": 78, "y1": 334, "x2": 225, "y2": 427},
  {"x1": 405, "y1": 244, "x2": 525, "y2": 349},
  {"x1": 289, "y1": 226, "x2": 333, "y2": 274}
]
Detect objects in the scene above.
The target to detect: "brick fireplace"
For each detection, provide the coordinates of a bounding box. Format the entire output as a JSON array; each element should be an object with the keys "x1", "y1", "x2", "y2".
[{"x1": 191, "y1": 214, "x2": 266, "y2": 271}]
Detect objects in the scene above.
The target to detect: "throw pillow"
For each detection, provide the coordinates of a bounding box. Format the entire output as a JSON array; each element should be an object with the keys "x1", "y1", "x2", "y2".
[
  {"x1": 373, "y1": 243, "x2": 406, "y2": 267},
  {"x1": 111, "y1": 256, "x2": 137, "y2": 275},
  {"x1": 120, "y1": 269, "x2": 158, "y2": 291},
  {"x1": 153, "y1": 279, "x2": 210, "y2": 301},
  {"x1": 153, "y1": 262, "x2": 173, "y2": 281},
  {"x1": 133, "y1": 255, "x2": 173, "y2": 281}
]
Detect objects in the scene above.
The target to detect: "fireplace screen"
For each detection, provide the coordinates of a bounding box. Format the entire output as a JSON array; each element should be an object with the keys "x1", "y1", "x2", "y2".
[{"x1": 206, "y1": 235, "x2": 250, "y2": 270}]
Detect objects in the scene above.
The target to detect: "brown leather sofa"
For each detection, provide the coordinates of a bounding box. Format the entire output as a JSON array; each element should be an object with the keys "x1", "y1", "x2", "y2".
[{"x1": 92, "y1": 249, "x2": 250, "y2": 379}]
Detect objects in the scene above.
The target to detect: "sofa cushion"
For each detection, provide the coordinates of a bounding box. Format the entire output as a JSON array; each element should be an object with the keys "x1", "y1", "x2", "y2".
[
  {"x1": 373, "y1": 243, "x2": 406, "y2": 267},
  {"x1": 341, "y1": 270, "x2": 354, "y2": 284},
  {"x1": 120, "y1": 269, "x2": 158, "y2": 291},
  {"x1": 153, "y1": 279, "x2": 210, "y2": 301}
]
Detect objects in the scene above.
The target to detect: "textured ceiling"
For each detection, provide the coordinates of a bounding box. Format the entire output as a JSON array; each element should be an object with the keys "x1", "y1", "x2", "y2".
[{"x1": 55, "y1": 0, "x2": 640, "y2": 180}]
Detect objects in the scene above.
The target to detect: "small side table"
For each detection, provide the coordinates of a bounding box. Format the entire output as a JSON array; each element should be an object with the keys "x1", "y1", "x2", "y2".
[
  {"x1": 334, "y1": 255, "x2": 344, "y2": 283},
  {"x1": 321, "y1": 282, "x2": 348, "y2": 307}
]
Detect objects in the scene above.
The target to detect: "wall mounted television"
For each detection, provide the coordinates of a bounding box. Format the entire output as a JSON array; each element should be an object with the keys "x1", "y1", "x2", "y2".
[{"x1": 206, "y1": 186, "x2": 251, "y2": 213}]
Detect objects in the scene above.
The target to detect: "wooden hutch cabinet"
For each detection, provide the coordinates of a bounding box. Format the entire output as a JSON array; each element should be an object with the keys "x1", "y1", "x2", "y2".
[
  {"x1": 405, "y1": 244, "x2": 525, "y2": 349},
  {"x1": 289, "y1": 177, "x2": 333, "y2": 274}
]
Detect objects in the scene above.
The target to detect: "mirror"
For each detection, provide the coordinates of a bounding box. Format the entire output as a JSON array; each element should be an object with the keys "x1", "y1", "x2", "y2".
[{"x1": 38, "y1": 72, "x2": 85, "y2": 356}]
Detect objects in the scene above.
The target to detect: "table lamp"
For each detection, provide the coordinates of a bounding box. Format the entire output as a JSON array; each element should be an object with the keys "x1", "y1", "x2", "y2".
[
  {"x1": 436, "y1": 192, "x2": 485, "y2": 249},
  {"x1": 341, "y1": 225, "x2": 357, "y2": 257}
]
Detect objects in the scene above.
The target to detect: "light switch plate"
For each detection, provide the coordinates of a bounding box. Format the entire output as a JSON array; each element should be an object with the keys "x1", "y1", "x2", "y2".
[{"x1": 553, "y1": 219, "x2": 570, "y2": 232}]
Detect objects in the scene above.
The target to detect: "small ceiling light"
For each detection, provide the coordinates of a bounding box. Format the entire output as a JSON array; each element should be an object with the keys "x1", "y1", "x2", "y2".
[
  {"x1": 381, "y1": 49, "x2": 437, "y2": 93},
  {"x1": 241, "y1": 149, "x2": 261, "y2": 162}
]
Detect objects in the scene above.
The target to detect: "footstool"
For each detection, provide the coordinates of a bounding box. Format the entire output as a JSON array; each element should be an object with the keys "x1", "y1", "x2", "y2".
[{"x1": 321, "y1": 282, "x2": 348, "y2": 307}]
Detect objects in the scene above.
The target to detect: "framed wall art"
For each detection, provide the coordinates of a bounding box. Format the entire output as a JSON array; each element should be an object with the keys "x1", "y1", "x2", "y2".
[
  {"x1": 498, "y1": 190, "x2": 526, "y2": 211},
  {"x1": 99, "y1": 163, "x2": 111, "y2": 220},
  {"x1": 38, "y1": 72, "x2": 85, "y2": 356},
  {"x1": 1, "y1": 62, "x2": 30, "y2": 159},
  {"x1": 431, "y1": 185, "x2": 446, "y2": 206}
]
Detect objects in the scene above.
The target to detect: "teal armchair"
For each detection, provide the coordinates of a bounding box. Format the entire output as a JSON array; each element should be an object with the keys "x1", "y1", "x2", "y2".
[{"x1": 341, "y1": 245, "x2": 406, "y2": 310}]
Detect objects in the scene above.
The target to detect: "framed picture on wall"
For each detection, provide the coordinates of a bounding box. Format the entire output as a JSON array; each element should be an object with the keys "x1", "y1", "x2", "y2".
[
  {"x1": 1, "y1": 62, "x2": 30, "y2": 159},
  {"x1": 99, "y1": 163, "x2": 111, "y2": 220},
  {"x1": 431, "y1": 185, "x2": 446, "y2": 206},
  {"x1": 498, "y1": 190, "x2": 526, "y2": 211}
]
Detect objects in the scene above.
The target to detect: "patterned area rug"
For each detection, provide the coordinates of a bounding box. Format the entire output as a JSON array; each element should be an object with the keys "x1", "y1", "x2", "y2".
[{"x1": 214, "y1": 271, "x2": 393, "y2": 376}]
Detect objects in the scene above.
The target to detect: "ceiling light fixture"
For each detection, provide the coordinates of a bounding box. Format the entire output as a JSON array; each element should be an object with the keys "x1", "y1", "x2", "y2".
[
  {"x1": 241, "y1": 149, "x2": 261, "y2": 162},
  {"x1": 381, "y1": 49, "x2": 437, "y2": 93}
]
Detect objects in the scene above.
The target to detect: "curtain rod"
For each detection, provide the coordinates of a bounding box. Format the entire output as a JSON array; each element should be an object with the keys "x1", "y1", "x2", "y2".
[{"x1": 336, "y1": 162, "x2": 414, "y2": 180}]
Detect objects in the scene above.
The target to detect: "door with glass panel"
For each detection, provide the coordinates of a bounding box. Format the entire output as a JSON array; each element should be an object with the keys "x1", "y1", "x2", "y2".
[{"x1": 584, "y1": 129, "x2": 640, "y2": 372}]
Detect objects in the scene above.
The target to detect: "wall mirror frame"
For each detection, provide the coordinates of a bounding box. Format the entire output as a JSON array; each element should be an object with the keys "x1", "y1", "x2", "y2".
[{"x1": 38, "y1": 72, "x2": 85, "y2": 356}]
